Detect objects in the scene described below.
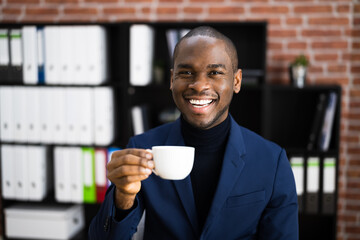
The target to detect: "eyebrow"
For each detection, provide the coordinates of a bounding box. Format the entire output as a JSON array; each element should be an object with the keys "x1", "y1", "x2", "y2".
[
  {"x1": 207, "y1": 64, "x2": 226, "y2": 69},
  {"x1": 176, "y1": 63, "x2": 227, "y2": 69}
]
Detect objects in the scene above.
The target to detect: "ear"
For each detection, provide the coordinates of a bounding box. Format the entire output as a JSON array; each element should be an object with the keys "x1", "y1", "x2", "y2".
[
  {"x1": 170, "y1": 69, "x2": 174, "y2": 90},
  {"x1": 233, "y1": 69, "x2": 242, "y2": 94}
]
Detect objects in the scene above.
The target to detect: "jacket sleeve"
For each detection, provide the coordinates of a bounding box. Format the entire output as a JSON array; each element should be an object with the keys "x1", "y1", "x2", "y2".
[
  {"x1": 88, "y1": 185, "x2": 144, "y2": 240},
  {"x1": 257, "y1": 148, "x2": 299, "y2": 240}
]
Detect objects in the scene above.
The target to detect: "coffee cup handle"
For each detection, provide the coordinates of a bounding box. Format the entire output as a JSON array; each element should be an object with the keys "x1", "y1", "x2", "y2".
[{"x1": 146, "y1": 149, "x2": 158, "y2": 176}]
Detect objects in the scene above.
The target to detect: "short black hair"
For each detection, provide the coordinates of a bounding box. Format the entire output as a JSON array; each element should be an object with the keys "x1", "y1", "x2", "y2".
[{"x1": 172, "y1": 26, "x2": 238, "y2": 73}]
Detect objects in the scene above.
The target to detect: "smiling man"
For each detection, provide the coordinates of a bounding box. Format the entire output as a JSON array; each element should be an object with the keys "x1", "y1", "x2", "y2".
[{"x1": 89, "y1": 26, "x2": 299, "y2": 240}]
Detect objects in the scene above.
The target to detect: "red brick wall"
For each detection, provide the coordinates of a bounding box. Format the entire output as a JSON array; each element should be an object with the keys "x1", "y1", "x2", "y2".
[{"x1": 0, "y1": 0, "x2": 359, "y2": 239}]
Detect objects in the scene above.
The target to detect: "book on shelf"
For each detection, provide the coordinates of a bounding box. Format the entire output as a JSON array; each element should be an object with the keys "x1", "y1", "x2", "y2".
[{"x1": 318, "y1": 92, "x2": 338, "y2": 151}]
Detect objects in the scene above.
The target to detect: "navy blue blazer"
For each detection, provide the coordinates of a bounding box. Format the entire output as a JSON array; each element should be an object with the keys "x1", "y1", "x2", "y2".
[{"x1": 89, "y1": 116, "x2": 298, "y2": 240}]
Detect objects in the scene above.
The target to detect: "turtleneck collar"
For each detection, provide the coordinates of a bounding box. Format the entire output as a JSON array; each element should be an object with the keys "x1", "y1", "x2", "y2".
[{"x1": 181, "y1": 114, "x2": 231, "y2": 152}]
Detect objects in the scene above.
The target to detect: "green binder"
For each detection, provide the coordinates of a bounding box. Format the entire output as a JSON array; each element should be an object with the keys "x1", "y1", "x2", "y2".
[{"x1": 82, "y1": 147, "x2": 96, "y2": 203}]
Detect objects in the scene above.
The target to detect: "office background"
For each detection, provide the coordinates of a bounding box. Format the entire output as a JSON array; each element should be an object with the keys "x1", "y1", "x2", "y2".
[{"x1": 0, "y1": 0, "x2": 359, "y2": 240}]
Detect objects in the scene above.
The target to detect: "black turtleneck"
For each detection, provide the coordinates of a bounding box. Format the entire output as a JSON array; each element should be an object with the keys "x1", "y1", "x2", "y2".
[{"x1": 181, "y1": 115, "x2": 231, "y2": 231}]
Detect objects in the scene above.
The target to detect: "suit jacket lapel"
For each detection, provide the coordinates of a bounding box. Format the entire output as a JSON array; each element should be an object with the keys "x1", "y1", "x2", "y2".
[
  {"x1": 165, "y1": 119, "x2": 200, "y2": 236},
  {"x1": 202, "y1": 117, "x2": 247, "y2": 235}
]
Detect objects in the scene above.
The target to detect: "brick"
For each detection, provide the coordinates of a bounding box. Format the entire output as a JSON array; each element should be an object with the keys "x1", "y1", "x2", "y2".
[
  {"x1": 350, "y1": 89, "x2": 360, "y2": 98},
  {"x1": 268, "y1": 42, "x2": 282, "y2": 50},
  {"x1": 346, "y1": 204, "x2": 360, "y2": 211},
  {"x1": 314, "y1": 54, "x2": 338, "y2": 62},
  {"x1": 354, "y1": 4, "x2": 360, "y2": 13},
  {"x1": 190, "y1": 0, "x2": 224, "y2": 2},
  {"x1": 45, "y1": 0, "x2": 78, "y2": 2},
  {"x1": 8, "y1": 0, "x2": 39, "y2": 2},
  {"x1": 208, "y1": 7, "x2": 245, "y2": 14},
  {"x1": 345, "y1": 226, "x2": 360, "y2": 234},
  {"x1": 2, "y1": 7, "x2": 22, "y2": 15},
  {"x1": 63, "y1": 7, "x2": 98, "y2": 15},
  {"x1": 308, "y1": 17, "x2": 349, "y2": 26},
  {"x1": 85, "y1": 0, "x2": 118, "y2": 2},
  {"x1": 349, "y1": 54, "x2": 360, "y2": 61},
  {"x1": 245, "y1": 17, "x2": 281, "y2": 25},
  {"x1": 103, "y1": 7, "x2": 136, "y2": 14},
  {"x1": 342, "y1": 135, "x2": 359, "y2": 143},
  {"x1": 328, "y1": 65, "x2": 347, "y2": 73},
  {"x1": 271, "y1": 53, "x2": 299, "y2": 62},
  {"x1": 141, "y1": 7, "x2": 151, "y2": 14},
  {"x1": 352, "y1": 30, "x2": 360, "y2": 37},
  {"x1": 311, "y1": 41, "x2": 348, "y2": 49},
  {"x1": 353, "y1": 42, "x2": 360, "y2": 49},
  {"x1": 232, "y1": 0, "x2": 268, "y2": 2},
  {"x1": 26, "y1": 7, "x2": 59, "y2": 15},
  {"x1": 159, "y1": 0, "x2": 183, "y2": 2},
  {"x1": 338, "y1": 214, "x2": 357, "y2": 223},
  {"x1": 301, "y1": 29, "x2": 341, "y2": 37},
  {"x1": 314, "y1": 77, "x2": 349, "y2": 85},
  {"x1": 156, "y1": 7, "x2": 178, "y2": 14},
  {"x1": 337, "y1": 5, "x2": 350, "y2": 13},
  {"x1": 286, "y1": 17, "x2": 302, "y2": 25},
  {"x1": 351, "y1": 66, "x2": 360, "y2": 73},
  {"x1": 349, "y1": 160, "x2": 360, "y2": 167},
  {"x1": 268, "y1": 29, "x2": 297, "y2": 38},
  {"x1": 250, "y1": 6, "x2": 289, "y2": 14},
  {"x1": 287, "y1": 42, "x2": 306, "y2": 49},
  {"x1": 294, "y1": 5, "x2": 332, "y2": 14},
  {"x1": 308, "y1": 66, "x2": 323, "y2": 73},
  {"x1": 183, "y1": 7, "x2": 203, "y2": 14}
]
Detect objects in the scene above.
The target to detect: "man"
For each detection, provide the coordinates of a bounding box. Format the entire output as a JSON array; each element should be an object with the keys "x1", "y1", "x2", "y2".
[{"x1": 89, "y1": 26, "x2": 298, "y2": 239}]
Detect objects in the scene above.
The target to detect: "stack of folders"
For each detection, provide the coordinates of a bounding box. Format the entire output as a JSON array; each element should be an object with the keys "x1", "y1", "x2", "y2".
[
  {"x1": 290, "y1": 156, "x2": 336, "y2": 214},
  {"x1": 1, "y1": 144, "x2": 50, "y2": 201},
  {"x1": 54, "y1": 146, "x2": 121, "y2": 204},
  {"x1": 0, "y1": 86, "x2": 114, "y2": 146},
  {"x1": 0, "y1": 25, "x2": 108, "y2": 85}
]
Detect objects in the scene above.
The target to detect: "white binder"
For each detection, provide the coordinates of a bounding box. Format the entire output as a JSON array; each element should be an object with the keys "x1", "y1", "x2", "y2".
[
  {"x1": 26, "y1": 87, "x2": 41, "y2": 143},
  {"x1": 65, "y1": 87, "x2": 81, "y2": 144},
  {"x1": 0, "y1": 29, "x2": 10, "y2": 66},
  {"x1": 1, "y1": 144, "x2": 16, "y2": 199},
  {"x1": 13, "y1": 87, "x2": 27, "y2": 142},
  {"x1": 51, "y1": 87, "x2": 66, "y2": 144},
  {"x1": 14, "y1": 145, "x2": 29, "y2": 200},
  {"x1": 28, "y1": 145, "x2": 48, "y2": 201},
  {"x1": 22, "y1": 26, "x2": 38, "y2": 84},
  {"x1": 59, "y1": 26, "x2": 74, "y2": 85},
  {"x1": 39, "y1": 87, "x2": 54, "y2": 143},
  {"x1": 69, "y1": 147, "x2": 84, "y2": 203},
  {"x1": 130, "y1": 24, "x2": 154, "y2": 86},
  {"x1": 54, "y1": 147, "x2": 71, "y2": 202},
  {"x1": 78, "y1": 87, "x2": 94, "y2": 145},
  {"x1": 44, "y1": 26, "x2": 60, "y2": 84},
  {"x1": 10, "y1": 29, "x2": 23, "y2": 67},
  {"x1": 94, "y1": 87, "x2": 114, "y2": 146},
  {"x1": 73, "y1": 26, "x2": 88, "y2": 85},
  {"x1": 0, "y1": 86, "x2": 15, "y2": 142},
  {"x1": 86, "y1": 26, "x2": 107, "y2": 85}
]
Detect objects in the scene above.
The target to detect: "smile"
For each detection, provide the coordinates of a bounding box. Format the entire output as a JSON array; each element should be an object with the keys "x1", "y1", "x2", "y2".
[{"x1": 189, "y1": 99, "x2": 214, "y2": 108}]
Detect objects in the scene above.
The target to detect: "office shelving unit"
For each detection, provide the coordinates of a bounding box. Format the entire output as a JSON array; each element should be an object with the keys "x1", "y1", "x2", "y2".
[{"x1": 0, "y1": 22, "x2": 339, "y2": 240}]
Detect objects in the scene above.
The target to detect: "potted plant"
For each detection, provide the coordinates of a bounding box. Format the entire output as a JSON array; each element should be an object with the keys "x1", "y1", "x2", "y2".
[{"x1": 290, "y1": 54, "x2": 309, "y2": 88}]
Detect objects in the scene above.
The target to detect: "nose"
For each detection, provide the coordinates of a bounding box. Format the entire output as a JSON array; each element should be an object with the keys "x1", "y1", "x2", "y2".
[{"x1": 188, "y1": 73, "x2": 210, "y2": 92}]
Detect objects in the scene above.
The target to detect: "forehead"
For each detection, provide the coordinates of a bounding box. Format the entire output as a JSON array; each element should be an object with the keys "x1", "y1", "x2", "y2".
[{"x1": 175, "y1": 36, "x2": 230, "y2": 66}]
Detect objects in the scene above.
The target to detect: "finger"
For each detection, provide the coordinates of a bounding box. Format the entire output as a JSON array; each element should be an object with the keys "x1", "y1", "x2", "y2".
[
  {"x1": 108, "y1": 153, "x2": 154, "y2": 171},
  {"x1": 108, "y1": 165, "x2": 152, "y2": 180},
  {"x1": 112, "y1": 148, "x2": 152, "y2": 160}
]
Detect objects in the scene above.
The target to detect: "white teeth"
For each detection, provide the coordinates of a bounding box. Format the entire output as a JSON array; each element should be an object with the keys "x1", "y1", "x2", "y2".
[{"x1": 189, "y1": 99, "x2": 213, "y2": 107}]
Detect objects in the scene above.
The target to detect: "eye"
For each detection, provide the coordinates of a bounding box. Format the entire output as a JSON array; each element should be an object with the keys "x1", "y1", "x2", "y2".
[
  {"x1": 209, "y1": 70, "x2": 224, "y2": 76},
  {"x1": 179, "y1": 71, "x2": 193, "y2": 75}
]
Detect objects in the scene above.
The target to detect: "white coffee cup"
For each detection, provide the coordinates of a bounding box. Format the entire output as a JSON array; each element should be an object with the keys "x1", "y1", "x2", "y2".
[{"x1": 150, "y1": 146, "x2": 195, "y2": 180}]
